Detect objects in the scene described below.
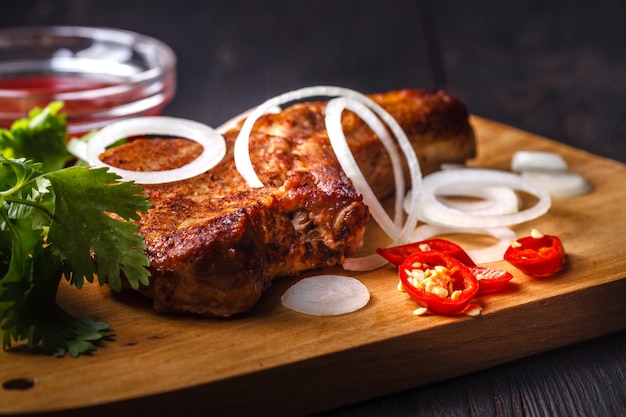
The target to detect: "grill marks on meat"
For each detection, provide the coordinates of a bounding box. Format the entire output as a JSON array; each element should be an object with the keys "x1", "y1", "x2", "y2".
[{"x1": 100, "y1": 89, "x2": 476, "y2": 317}]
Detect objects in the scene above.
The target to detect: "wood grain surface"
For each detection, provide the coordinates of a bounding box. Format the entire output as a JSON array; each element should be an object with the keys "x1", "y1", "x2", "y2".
[
  {"x1": 1, "y1": 1, "x2": 625, "y2": 416},
  {"x1": 1, "y1": 117, "x2": 625, "y2": 417}
]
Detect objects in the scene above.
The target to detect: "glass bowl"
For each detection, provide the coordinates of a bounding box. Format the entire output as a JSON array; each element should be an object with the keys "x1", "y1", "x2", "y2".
[{"x1": 0, "y1": 26, "x2": 176, "y2": 136}]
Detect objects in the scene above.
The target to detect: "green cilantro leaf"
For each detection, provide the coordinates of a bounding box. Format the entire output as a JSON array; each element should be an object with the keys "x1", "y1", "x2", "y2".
[
  {"x1": 45, "y1": 167, "x2": 151, "y2": 291},
  {"x1": 0, "y1": 103, "x2": 153, "y2": 357},
  {"x1": 0, "y1": 101, "x2": 71, "y2": 172},
  {"x1": 1, "y1": 244, "x2": 113, "y2": 357}
]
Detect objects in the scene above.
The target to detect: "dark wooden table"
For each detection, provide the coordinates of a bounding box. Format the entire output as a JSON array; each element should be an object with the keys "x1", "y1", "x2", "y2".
[{"x1": 1, "y1": 1, "x2": 625, "y2": 416}]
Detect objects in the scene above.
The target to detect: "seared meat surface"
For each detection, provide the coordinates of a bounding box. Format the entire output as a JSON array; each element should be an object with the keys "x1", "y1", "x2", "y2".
[{"x1": 100, "y1": 89, "x2": 476, "y2": 317}]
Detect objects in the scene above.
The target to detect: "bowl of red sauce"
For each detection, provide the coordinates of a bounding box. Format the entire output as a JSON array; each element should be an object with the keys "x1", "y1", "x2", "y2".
[{"x1": 0, "y1": 26, "x2": 176, "y2": 137}]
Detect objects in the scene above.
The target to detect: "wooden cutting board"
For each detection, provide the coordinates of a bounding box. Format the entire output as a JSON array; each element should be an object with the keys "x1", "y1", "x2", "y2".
[{"x1": 2, "y1": 116, "x2": 625, "y2": 417}]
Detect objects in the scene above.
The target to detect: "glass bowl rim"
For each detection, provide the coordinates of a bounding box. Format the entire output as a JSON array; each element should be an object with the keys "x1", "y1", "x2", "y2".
[{"x1": 0, "y1": 25, "x2": 177, "y2": 100}]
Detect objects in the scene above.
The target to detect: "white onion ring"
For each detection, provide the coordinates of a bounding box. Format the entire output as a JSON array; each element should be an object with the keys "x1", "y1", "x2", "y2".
[
  {"x1": 325, "y1": 95, "x2": 422, "y2": 270},
  {"x1": 325, "y1": 97, "x2": 404, "y2": 240},
  {"x1": 404, "y1": 184, "x2": 519, "y2": 216},
  {"x1": 324, "y1": 95, "x2": 421, "y2": 271},
  {"x1": 410, "y1": 224, "x2": 517, "y2": 264},
  {"x1": 233, "y1": 86, "x2": 423, "y2": 271},
  {"x1": 281, "y1": 275, "x2": 370, "y2": 316},
  {"x1": 216, "y1": 105, "x2": 281, "y2": 135},
  {"x1": 234, "y1": 87, "x2": 332, "y2": 188},
  {"x1": 66, "y1": 138, "x2": 88, "y2": 161},
  {"x1": 234, "y1": 86, "x2": 422, "y2": 199},
  {"x1": 343, "y1": 253, "x2": 390, "y2": 272},
  {"x1": 85, "y1": 116, "x2": 226, "y2": 184},
  {"x1": 419, "y1": 168, "x2": 551, "y2": 228}
]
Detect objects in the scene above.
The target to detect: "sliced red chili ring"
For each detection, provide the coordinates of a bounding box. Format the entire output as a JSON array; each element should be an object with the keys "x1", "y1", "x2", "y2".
[
  {"x1": 471, "y1": 266, "x2": 514, "y2": 294},
  {"x1": 399, "y1": 250, "x2": 478, "y2": 315},
  {"x1": 378, "y1": 238, "x2": 476, "y2": 267},
  {"x1": 503, "y1": 233, "x2": 566, "y2": 278}
]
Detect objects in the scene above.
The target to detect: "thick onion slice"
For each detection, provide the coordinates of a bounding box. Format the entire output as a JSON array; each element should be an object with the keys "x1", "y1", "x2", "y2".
[
  {"x1": 84, "y1": 116, "x2": 226, "y2": 184},
  {"x1": 511, "y1": 150, "x2": 568, "y2": 172},
  {"x1": 410, "y1": 224, "x2": 517, "y2": 264},
  {"x1": 281, "y1": 275, "x2": 370, "y2": 316},
  {"x1": 419, "y1": 168, "x2": 551, "y2": 228},
  {"x1": 520, "y1": 170, "x2": 592, "y2": 198},
  {"x1": 511, "y1": 150, "x2": 592, "y2": 197}
]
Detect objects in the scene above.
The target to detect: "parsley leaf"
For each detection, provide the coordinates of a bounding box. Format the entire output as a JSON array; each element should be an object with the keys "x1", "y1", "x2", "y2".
[{"x1": 0, "y1": 104, "x2": 152, "y2": 357}]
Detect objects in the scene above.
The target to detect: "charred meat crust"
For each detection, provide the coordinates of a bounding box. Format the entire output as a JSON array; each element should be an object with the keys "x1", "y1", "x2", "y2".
[{"x1": 100, "y1": 89, "x2": 475, "y2": 317}]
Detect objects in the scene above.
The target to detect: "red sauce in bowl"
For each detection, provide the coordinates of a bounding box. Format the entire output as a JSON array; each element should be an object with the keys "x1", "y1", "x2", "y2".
[
  {"x1": 0, "y1": 26, "x2": 177, "y2": 137},
  {"x1": 0, "y1": 74, "x2": 111, "y2": 93}
]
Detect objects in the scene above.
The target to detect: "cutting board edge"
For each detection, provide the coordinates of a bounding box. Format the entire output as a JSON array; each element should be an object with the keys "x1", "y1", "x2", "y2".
[{"x1": 7, "y1": 276, "x2": 624, "y2": 417}]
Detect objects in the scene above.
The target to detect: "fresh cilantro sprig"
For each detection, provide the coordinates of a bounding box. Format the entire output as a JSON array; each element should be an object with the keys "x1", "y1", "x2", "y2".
[
  {"x1": 0, "y1": 104, "x2": 151, "y2": 357},
  {"x1": 0, "y1": 101, "x2": 70, "y2": 172}
]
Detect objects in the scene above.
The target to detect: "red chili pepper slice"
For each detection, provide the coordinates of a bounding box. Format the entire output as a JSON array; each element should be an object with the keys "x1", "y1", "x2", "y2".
[
  {"x1": 471, "y1": 266, "x2": 514, "y2": 294},
  {"x1": 378, "y1": 238, "x2": 476, "y2": 267},
  {"x1": 503, "y1": 232, "x2": 566, "y2": 278},
  {"x1": 399, "y1": 250, "x2": 479, "y2": 315}
]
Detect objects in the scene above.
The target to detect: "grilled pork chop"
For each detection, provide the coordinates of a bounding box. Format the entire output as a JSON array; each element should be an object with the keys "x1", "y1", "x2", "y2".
[{"x1": 100, "y1": 89, "x2": 476, "y2": 317}]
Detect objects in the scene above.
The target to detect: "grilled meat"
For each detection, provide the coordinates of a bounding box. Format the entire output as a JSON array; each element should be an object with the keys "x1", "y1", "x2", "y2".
[{"x1": 100, "y1": 89, "x2": 476, "y2": 317}]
